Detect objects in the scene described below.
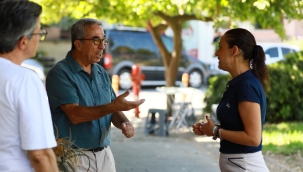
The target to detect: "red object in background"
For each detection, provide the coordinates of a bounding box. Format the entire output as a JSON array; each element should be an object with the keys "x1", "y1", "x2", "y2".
[
  {"x1": 103, "y1": 53, "x2": 112, "y2": 69},
  {"x1": 187, "y1": 49, "x2": 198, "y2": 58},
  {"x1": 131, "y1": 64, "x2": 145, "y2": 118}
]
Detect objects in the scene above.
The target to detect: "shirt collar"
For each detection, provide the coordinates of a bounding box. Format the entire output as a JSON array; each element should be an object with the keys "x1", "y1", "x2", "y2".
[
  {"x1": 228, "y1": 70, "x2": 254, "y2": 87},
  {"x1": 66, "y1": 51, "x2": 82, "y2": 73},
  {"x1": 66, "y1": 51, "x2": 103, "y2": 74}
]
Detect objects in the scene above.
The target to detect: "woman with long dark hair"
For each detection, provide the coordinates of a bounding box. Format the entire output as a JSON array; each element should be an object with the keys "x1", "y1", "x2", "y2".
[{"x1": 193, "y1": 28, "x2": 269, "y2": 171}]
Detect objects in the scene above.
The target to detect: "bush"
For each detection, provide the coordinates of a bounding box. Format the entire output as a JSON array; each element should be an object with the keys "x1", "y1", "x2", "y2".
[
  {"x1": 266, "y1": 51, "x2": 303, "y2": 122},
  {"x1": 203, "y1": 51, "x2": 303, "y2": 123}
]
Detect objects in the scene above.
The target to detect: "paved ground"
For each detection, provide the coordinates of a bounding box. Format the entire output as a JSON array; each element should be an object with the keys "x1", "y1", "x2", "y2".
[
  {"x1": 110, "y1": 87, "x2": 220, "y2": 172},
  {"x1": 110, "y1": 87, "x2": 296, "y2": 172}
]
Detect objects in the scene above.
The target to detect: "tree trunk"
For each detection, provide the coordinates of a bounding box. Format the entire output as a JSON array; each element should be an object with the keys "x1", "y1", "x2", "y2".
[
  {"x1": 165, "y1": 20, "x2": 182, "y2": 87},
  {"x1": 147, "y1": 18, "x2": 183, "y2": 117}
]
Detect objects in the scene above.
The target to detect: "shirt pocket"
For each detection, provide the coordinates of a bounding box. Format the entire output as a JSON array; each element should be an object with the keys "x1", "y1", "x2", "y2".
[
  {"x1": 97, "y1": 83, "x2": 112, "y2": 104},
  {"x1": 227, "y1": 157, "x2": 246, "y2": 171}
]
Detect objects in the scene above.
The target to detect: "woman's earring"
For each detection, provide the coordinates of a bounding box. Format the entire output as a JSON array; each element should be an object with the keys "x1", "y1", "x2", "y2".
[{"x1": 250, "y1": 59, "x2": 253, "y2": 69}]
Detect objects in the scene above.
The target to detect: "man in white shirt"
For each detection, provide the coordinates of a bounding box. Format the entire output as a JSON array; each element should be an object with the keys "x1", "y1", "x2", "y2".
[{"x1": 0, "y1": 1, "x2": 58, "y2": 172}]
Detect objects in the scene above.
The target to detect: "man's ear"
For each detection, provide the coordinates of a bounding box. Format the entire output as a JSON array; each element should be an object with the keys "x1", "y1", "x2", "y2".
[
  {"x1": 74, "y1": 40, "x2": 82, "y2": 51},
  {"x1": 18, "y1": 36, "x2": 29, "y2": 50}
]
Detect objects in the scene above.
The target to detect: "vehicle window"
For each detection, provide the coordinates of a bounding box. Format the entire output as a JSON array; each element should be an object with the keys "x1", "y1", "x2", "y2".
[
  {"x1": 265, "y1": 47, "x2": 279, "y2": 58},
  {"x1": 281, "y1": 48, "x2": 296, "y2": 56},
  {"x1": 161, "y1": 36, "x2": 173, "y2": 53},
  {"x1": 109, "y1": 31, "x2": 158, "y2": 60},
  {"x1": 281, "y1": 48, "x2": 290, "y2": 55},
  {"x1": 109, "y1": 31, "x2": 136, "y2": 59},
  {"x1": 133, "y1": 33, "x2": 158, "y2": 59}
]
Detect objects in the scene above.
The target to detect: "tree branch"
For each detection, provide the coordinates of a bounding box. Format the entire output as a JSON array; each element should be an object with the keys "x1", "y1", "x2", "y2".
[
  {"x1": 154, "y1": 23, "x2": 169, "y2": 33},
  {"x1": 213, "y1": 2, "x2": 220, "y2": 19},
  {"x1": 176, "y1": 14, "x2": 213, "y2": 22},
  {"x1": 154, "y1": 11, "x2": 213, "y2": 24},
  {"x1": 154, "y1": 11, "x2": 172, "y2": 22},
  {"x1": 147, "y1": 20, "x2": 171, "y2": 67}
]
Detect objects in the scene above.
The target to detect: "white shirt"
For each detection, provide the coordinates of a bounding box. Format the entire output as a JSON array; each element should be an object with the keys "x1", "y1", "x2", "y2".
[{"x1": 0, "y1": 58, "x2": 57, "y2": 172}]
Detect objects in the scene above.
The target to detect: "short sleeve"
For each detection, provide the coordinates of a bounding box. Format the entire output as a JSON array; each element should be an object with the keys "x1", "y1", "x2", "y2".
[
  {"x1": 236, "y1": 82, "x2": 262, "y2": 104},
  {"x1": 46, "y1": 68, "x2": 79, "y2": 112},
  {"x1": 16, "y1": 71, "x2": 57, "y2": 150}
]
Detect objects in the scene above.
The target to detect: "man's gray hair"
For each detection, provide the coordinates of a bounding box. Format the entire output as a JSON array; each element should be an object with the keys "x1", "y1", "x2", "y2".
[
  {"x1": 0, "y1": 0, "x2": 42, "y2": 54},
  {"x1": 71, "y1": 18, "x2": 103, "y2": 50}
]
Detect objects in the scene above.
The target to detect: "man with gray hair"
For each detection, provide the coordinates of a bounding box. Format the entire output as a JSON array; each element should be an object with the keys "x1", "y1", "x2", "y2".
[
  {"x1": 46, "y1": 18, "x2": 145, "y2": 172},
  {"x1": 0, "y1": 1, "x2": 58, "y2": 172}
]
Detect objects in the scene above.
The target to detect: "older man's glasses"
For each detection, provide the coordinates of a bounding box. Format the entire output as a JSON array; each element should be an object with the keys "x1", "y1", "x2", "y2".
[
  {"x1": 29, "y1": 29, "x2": 48, "y2": 41},
  {"x1": 78, "y1": 37, "x2": 109, "y2": 45}
]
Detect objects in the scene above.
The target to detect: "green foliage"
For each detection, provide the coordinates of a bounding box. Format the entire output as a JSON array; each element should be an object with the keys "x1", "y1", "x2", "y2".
[
  {"x1": 225, "y1": 0, "x2": 303, "y2": 38},
  {"x1": 203, "y1": 74, "x2": 231, "y2": 113},
  {"x1": 285, "y1": 38, "x2": 303, "y2": 50},
  {"x1": 262, "y1": 122, "x2": 303, "y2": 155},
  {"x1": 33, "y1": 50, "x2": 47, "y2": 60},
  {"x1": 31, "y1": 0, "x2": 97, "y2": 25},
  {"x1": 266, "y1": 51, "x2": 303, "y2": 122},
  {"x1": 51, "y1": 17, "x2": 78, "y2": 30},
  {"x1": 203, "y1": 51, "x2": 303, "y2": 123},
  {"x1": 32, "y1": 0, "x2": 303, "y2": 39},
  {"x1": 31, "y1": 0, "x2": 303, "y2": 89}
]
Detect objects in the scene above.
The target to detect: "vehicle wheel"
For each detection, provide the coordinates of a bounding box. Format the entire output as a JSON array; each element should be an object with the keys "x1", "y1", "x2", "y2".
[
  {"x1": 118, "y1": 69, "x2": 132, "y2": 90},
  {"x1": 188, "y1": 69, "x2": 203, "y2": 88}
]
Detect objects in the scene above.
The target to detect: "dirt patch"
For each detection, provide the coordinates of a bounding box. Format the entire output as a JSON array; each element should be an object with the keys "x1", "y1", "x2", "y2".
[{"x1": 264, "y1": 150, "x2": 303, "y2": 172}]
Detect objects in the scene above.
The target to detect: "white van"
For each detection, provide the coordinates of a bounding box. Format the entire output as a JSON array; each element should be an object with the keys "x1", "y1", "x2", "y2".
[{"x1": 260, "y1": 43, "x2": 301, "y2": 65}]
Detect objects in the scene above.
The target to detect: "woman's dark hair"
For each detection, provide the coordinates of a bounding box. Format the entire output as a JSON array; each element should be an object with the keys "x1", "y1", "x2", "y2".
[{"x1": 225, "y1": 28, "x2": 269, "y2": 92}]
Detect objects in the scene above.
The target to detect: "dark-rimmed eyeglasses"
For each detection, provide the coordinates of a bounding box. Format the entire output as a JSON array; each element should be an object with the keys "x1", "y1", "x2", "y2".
[
  {"x1": 78, "y1": 37, "x2": 109, "y2": 45},
  {"x1": 28, "y1": 28, "x2": 48, "y2": 41}
]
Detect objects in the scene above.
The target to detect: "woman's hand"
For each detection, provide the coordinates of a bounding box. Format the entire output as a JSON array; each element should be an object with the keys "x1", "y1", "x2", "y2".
[
  {"x1": 200, "y1": 116, "x2": 216, "y2": 136},
  {"x1": 192, "y1": 116, "x2": 216, "y2": 137},
  {"x1": 192, "y1": 122, "x2": 204, "y2": 135}
]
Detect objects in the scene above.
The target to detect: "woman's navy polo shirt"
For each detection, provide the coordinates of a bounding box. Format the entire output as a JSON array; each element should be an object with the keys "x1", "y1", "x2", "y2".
[
  {"x1": 46, "y1": 51, "x2": 116, "y2": 149},
  {"x1": 216, "y1": 70, "x2": 266, "y2": 154}
]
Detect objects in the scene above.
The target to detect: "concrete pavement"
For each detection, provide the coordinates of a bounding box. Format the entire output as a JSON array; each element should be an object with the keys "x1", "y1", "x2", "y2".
[
  {"x1": 109, "y1": 87, "x2": 294, "y2": 172},
  {"x1": 110, "y1": 87, "x2": 221, "y2": 172}
]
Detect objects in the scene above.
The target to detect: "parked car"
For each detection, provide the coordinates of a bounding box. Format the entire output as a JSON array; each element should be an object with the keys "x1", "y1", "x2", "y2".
[
  {"x1": 99, "y1": 26, "x2": 211, "y2": 90},
  {"x1": 21, "y1": 59, "x2": 45, "y2": 83},
  {"x1": 259, "y1": 43, "x2": 300, "y2": 65}
]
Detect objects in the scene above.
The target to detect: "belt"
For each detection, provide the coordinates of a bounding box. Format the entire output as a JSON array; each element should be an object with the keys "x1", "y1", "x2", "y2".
[{"x1": 87, "y1": 146, "x2": 107, "y2": 152}]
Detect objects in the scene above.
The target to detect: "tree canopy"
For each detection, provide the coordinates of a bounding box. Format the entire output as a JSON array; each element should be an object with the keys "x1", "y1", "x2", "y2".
[
  {"x1": 34, "y1": 0, "x2": 303, "y2": 38},
  {"x1": 32, "y1": 0, "x2": 303, "y2": 87},
  {"x1": 32, "y1": 0, "x2": 303, "y2": 114}
]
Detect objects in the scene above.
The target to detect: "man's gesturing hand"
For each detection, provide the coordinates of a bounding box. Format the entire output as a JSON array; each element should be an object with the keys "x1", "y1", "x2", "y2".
[
  {"x1": 121, "y1": 122, "x2": 134, "y2": 138},
  {"x1": 113, "y1": 90, "x2": 145, "y2": 112}
]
